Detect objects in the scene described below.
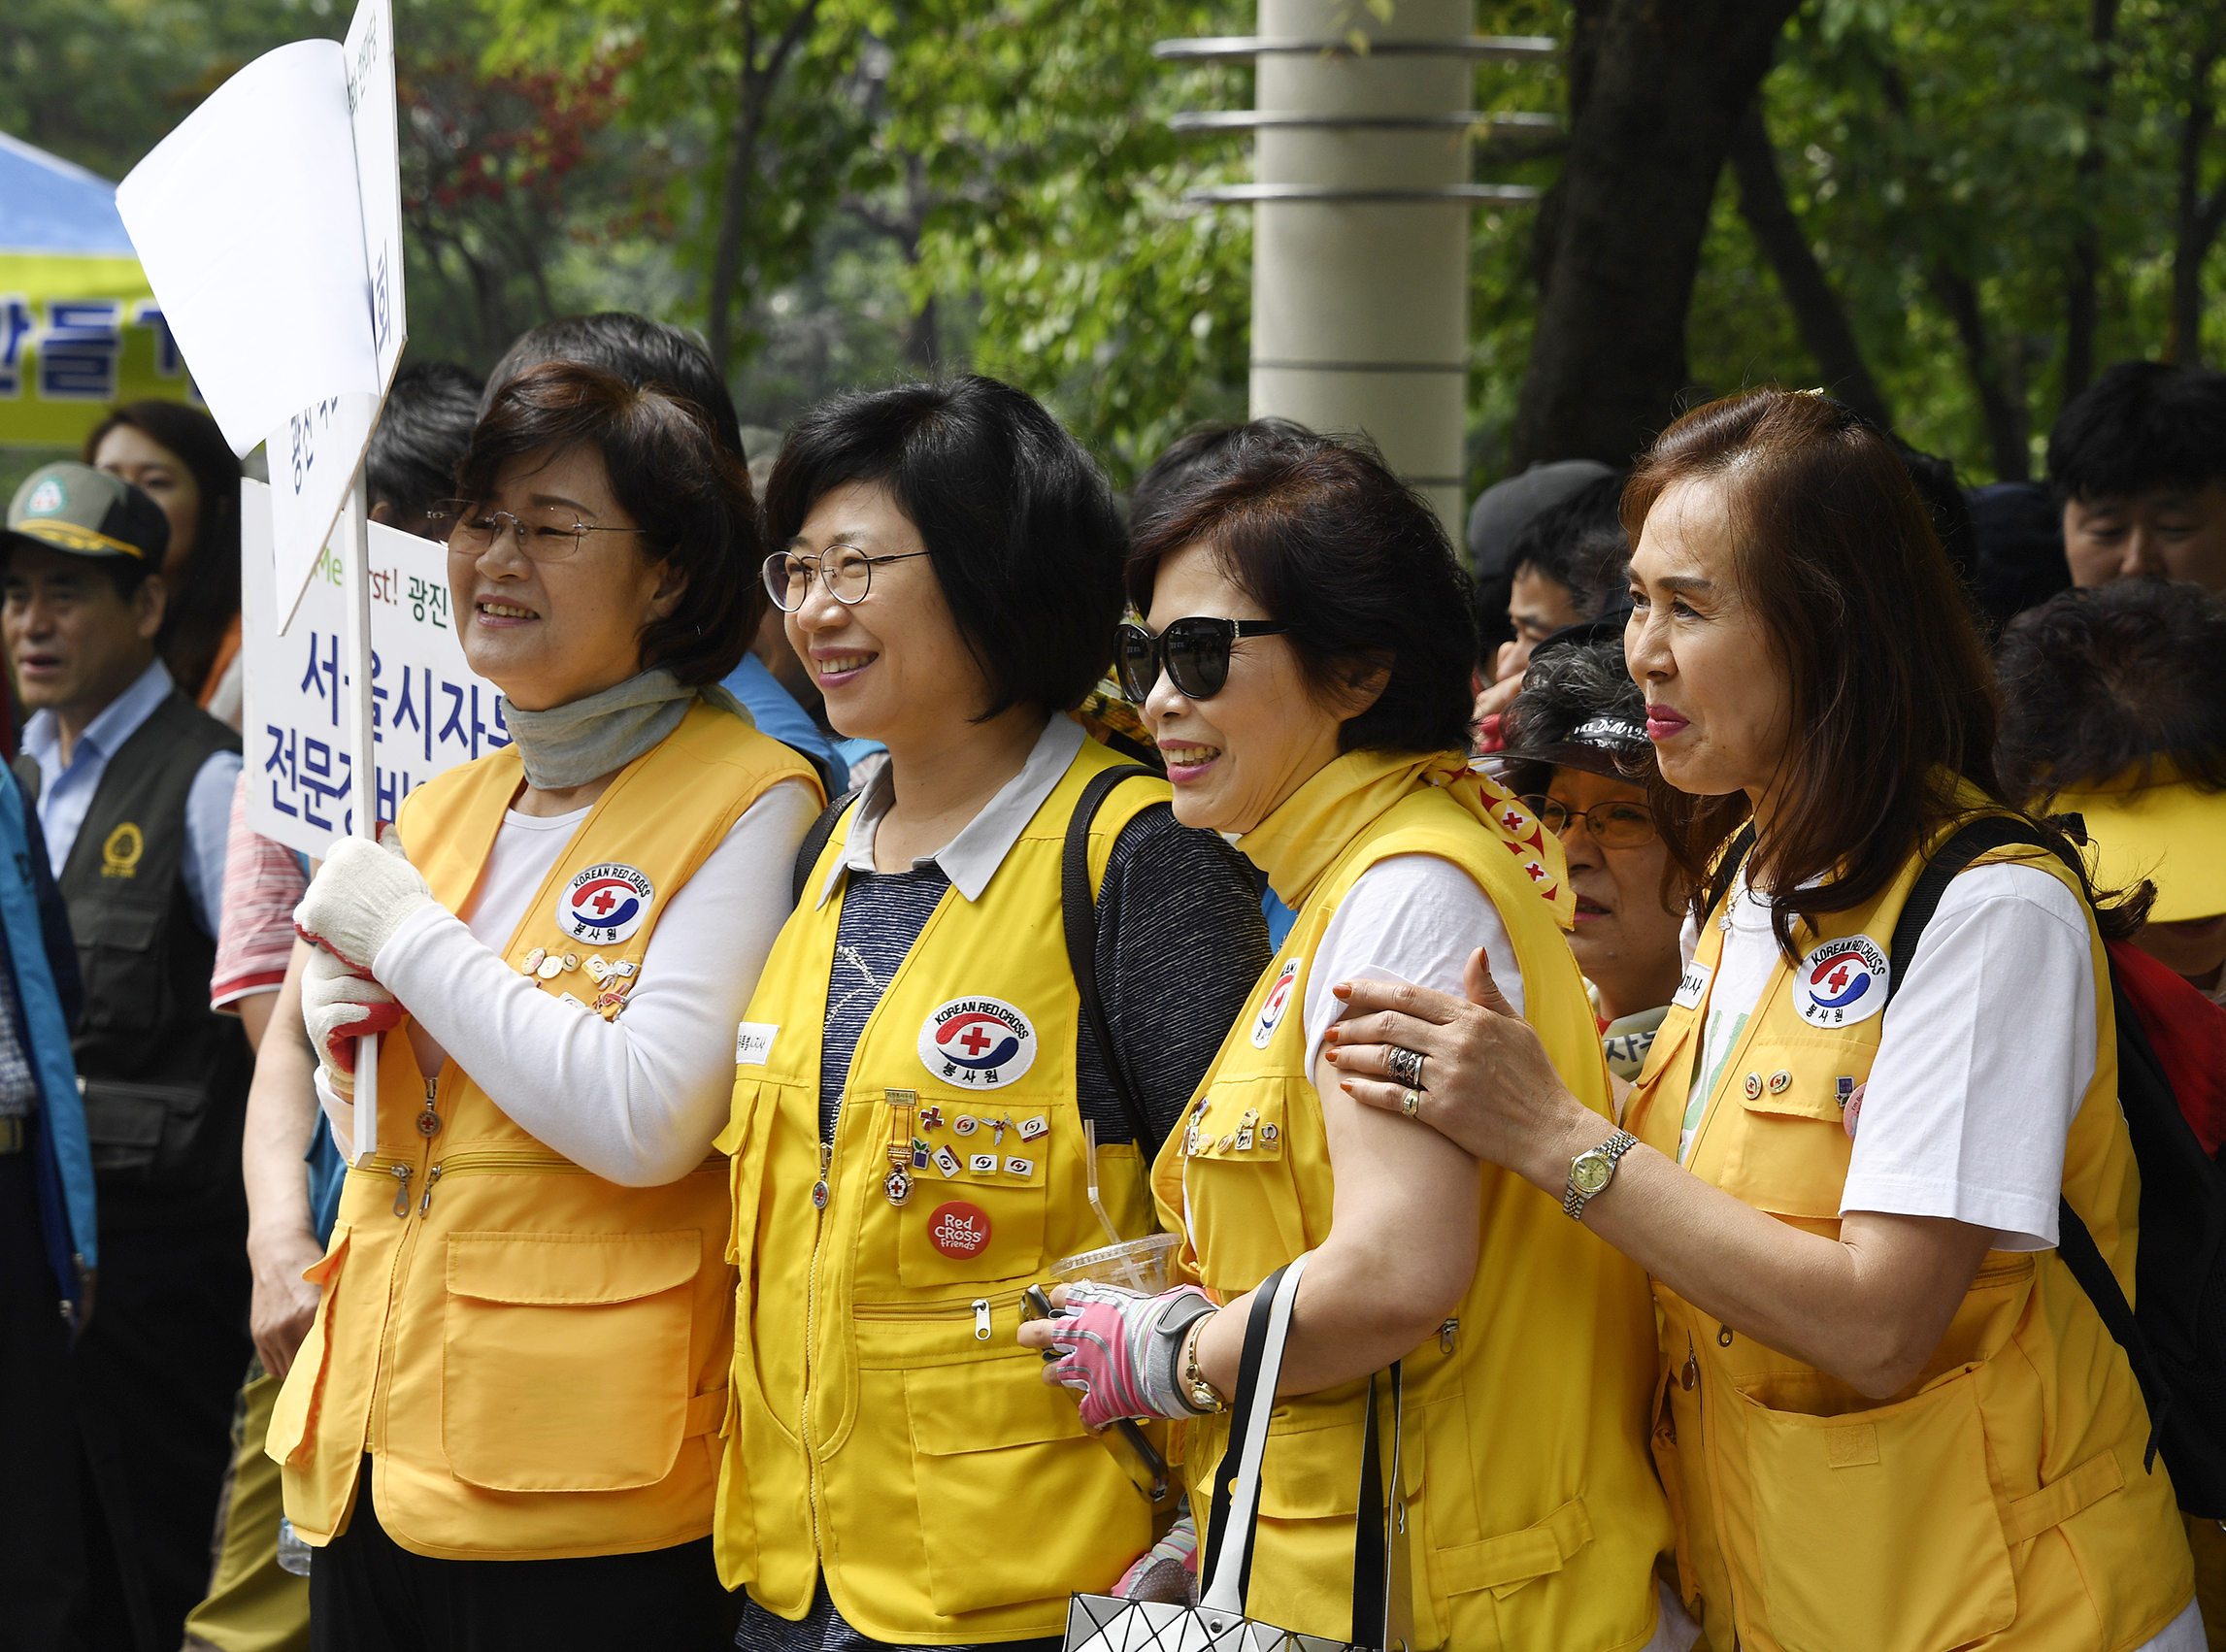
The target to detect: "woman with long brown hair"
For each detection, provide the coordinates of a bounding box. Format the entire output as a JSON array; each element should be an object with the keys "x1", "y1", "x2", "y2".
[
  {"x1": 1329, "y1": 389, "x2": 2199, "y2": 1652},
  {"x1": 84, "y1": 400, "x2": 244, "y2": 720}
]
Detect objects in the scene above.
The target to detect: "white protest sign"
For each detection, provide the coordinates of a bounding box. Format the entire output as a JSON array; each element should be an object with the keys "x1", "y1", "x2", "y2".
[
  {"x1": 117, "y1": 0, "x2": 406, "y2": 630},
  {"x1": 241, "y1": 479, "x2": 509, "y2": 862}
]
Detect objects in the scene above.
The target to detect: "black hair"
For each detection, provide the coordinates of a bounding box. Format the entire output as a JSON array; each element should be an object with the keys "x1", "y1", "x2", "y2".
[
  {"x1": 368, "y1": 361, "x2": 484, "y2": 528},
  {"x1": 484, "y1": 314, "x2": 746, "y2": 464},
  {"x1": 1128, "y1": 417, "x2": 1313, "y2": 543},
  {"x1": 1500, "y1": 633, "x2": 1650, "y2": 799},
  {"x1": 1887, "y1": 437, "x2": 1977, "y2": 592},
  {"x1": 2047, "y1": 360, "x2": 2226, "y2": 504},
  {"x1": 1967, "y1": 480, "x2": 2072, "y2": 636},
  {"x1": 762, "y1": 376, "x2": 1126, "y2": 718},
  {"x1": 1506, "y1": 471, "x2": 1629, "y2": 598},
  {"x1": 455, "y1": 361, "x2": 761, "y2": 687},
  {"x1": 82, "y1": 401, "x2": 240, "y2": 695},
  {"x1": 1994, "y1": 578, "x2": 2226, "y2": 801},
  {"x1": 1127, "y1": 424, "x2": 1478, "y2": 755}
]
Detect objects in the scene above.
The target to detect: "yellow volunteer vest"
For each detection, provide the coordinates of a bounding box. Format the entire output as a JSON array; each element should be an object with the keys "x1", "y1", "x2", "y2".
[
  {"x1": 715, "y1": 736, "x2": 1173, "y2": 1639},
  {"x1": 1626, "y1": 797, "x2": 2194, "y2": 1652},
  {"x1": 1152, "y1": 749, "x2": 1672, "y2": 1651},
  {"x1": 267, "y1": 700, "x2": 815, "y2": 1560}
]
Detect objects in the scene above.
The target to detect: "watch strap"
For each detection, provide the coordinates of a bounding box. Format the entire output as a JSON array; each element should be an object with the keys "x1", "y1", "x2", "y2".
[{"x1": 1563, "y1": 1129, "x2": 1640, "y2": 1220}]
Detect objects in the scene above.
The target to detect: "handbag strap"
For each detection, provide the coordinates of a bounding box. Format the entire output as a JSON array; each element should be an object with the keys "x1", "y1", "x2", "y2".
[
  {"x1": 1195, "y1": 1257, "x2": 1402, "y2": 1647},
  {"x1": 1059, "y1": 764, "x2": 1159, "y2": 1147}
]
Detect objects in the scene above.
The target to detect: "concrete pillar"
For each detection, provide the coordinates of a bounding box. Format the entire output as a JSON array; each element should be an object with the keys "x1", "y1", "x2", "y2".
[{"x1": 1249, "y1": 0, "x2": 1476, "y2": 541}]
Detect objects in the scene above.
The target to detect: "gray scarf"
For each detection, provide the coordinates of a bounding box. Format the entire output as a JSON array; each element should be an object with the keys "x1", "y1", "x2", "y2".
[{"x1": 500, "y1": 668, "x2": 752, "y2": 790}]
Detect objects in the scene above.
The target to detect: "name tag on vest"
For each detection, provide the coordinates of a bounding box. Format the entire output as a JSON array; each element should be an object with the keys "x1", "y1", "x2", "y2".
[
  {"x1": 1673, "y1": 961, "x2": 1711, "y2": 1010},
  {"x1": 736, "y1": 1022, "x2": 780, "y2": 1066}
]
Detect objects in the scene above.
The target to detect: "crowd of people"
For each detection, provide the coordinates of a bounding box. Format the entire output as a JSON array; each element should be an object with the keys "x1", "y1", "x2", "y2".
[{"x1": 0, "y1": 315, "x2": 2219, "y2": 1652}]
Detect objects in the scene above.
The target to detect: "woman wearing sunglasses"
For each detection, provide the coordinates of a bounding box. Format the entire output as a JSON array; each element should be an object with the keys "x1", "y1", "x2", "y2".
[
  {"x1": 1498, "y1": 623, "x2": 1692, "y2": 1111},
  {"x1": 714, "y1": 377, "x2": 1268, "y2": 1648},
  {"x1": 272, "y1": 361, "x2": 823, "y2": 1643},
  {"x1": 1020, "y1": 426, "x2": 1678, "y2": 1650}
]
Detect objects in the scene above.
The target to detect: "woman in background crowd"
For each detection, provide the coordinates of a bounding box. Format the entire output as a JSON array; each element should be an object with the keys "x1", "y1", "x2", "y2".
[
  {"x1": 1025, "y1": 425, "x2": 1677, "y2": 1651},
  {"x1": 86, "y1": 400, "x2": 244, "y2": 725},
  {"x1": 1337, "y1": 389, "x2": 2200, "y2": 1652},
  {"x1": 717, "y1": 376, "x2": 1267, "y2": 1648},
  {"x1": 276, "y1": 360, "x2": 819, "y2": 1646},
  {"x1": 1498, "y1": 623, "x2": 1691, "y2": 1110}
]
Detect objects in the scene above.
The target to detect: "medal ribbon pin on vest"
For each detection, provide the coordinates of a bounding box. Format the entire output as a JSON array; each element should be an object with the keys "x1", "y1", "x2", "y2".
[{"x1": 884, "y1": 1088, "x2": 917, "y2": 1206}]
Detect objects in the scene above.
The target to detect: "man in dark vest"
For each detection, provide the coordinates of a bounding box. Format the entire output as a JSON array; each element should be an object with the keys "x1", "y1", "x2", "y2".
[{"x1": 4, "y1": 461, "x2": 250, "y2": 1652}]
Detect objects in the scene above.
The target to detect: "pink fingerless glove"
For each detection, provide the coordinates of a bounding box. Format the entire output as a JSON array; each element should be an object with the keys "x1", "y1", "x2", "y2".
[{"x1": 1045, "y1": 1282, "x2": 1214, "y2": 1430}]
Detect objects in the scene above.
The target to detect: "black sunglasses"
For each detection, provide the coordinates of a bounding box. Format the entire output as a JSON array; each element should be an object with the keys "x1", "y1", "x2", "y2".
[{"x1": 1116, "y1": 617, "x2": 1292, "y2": 702}]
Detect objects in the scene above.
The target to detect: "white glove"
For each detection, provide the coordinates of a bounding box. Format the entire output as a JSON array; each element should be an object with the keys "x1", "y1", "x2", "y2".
[
  {"x1": 301, "y1": 942, "x2": 405, "y2": 1100},
  {"x1": 313, "y1": 1066, "x2": 356, "y2": 1163},
  {"x1": 294, "y1": 825, "x2": 432, "y2": 975}
]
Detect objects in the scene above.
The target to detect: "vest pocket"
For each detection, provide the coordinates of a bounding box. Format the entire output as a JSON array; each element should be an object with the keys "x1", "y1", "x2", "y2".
[
  {"x1": 1737, "y1": 1365, "x2": 2015, "y2": 1651},
  {"x1": 441, "y1": 1230, "x2": 701, "y2": 1493},
  {"x1": 1714, "y1": 1037, "x2": 1866, "y2": 1220},
  {"x1": 903, "y1": 1358, "x2": 1144, "y2": 1615},
  {"x1": 267, "y1": 1224, "x2": 351, "y2": 1469},
  {"x1": 80, "y1": 1077, "x2": 212, "y2": 1184},
  {"x1": 894, "y1": 1167, "x2": 1047, "y2": 1288},
  {"x1": 79, "y1": 902, "x2": 163, "y2": 1033}
]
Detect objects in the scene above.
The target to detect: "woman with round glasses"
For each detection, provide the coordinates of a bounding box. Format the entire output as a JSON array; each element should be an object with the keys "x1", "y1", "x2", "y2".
[
  {"x1": 272, "y1": 360, "x2": 821, "y2": 1644},
  {"x1": 1019, "y1": 425, "x2": 1678, "y2": 1651},
  {"x1": 1498, "y1": 623, "x2": 1692, "y2": 1109},
  {"x1": 714, "y1": 376, "x2": 1268, "y2": 1648}
]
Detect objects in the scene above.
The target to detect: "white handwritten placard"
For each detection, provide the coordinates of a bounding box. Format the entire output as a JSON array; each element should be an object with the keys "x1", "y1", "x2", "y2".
[
  {"x1": 117, "y1": 0, "x2": 405, "y2": 630},
  {"x1": 240, "y1": 479, "x2": 506, "y2": 861}
]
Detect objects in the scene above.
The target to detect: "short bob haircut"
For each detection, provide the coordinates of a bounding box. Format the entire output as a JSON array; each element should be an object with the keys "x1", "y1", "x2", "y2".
[
  {"x1": 453, "y1": 360, "x2": 761, "y2": 687},
  {"x1": 1625, "y1": 388, "x2": 2138, "y2": 949},
  {"x1": 762, "y1": 376, "x2": 1126, "y2": 719},
  {"x1": 1126, "y1": 424, "x2": 1477, "y2": 757}
]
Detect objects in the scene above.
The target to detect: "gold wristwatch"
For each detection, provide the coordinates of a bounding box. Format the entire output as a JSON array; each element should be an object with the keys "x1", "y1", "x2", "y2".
[{"x1": 1563, "y1": 1130, "x2": 1639, "y2": 1220}]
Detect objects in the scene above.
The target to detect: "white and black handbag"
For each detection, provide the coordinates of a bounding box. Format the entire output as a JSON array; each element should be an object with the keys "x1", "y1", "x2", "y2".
[{"x1": 1062, "y1": 1256, "x2": 1412, "y2": 1652}]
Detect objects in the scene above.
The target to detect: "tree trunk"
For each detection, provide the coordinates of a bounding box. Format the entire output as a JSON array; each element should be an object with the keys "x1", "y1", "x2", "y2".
[
  {"x1": 1512, "y1": 0, "x2": 1805, "y2": 468},
  {"x1": 704, "y1": 0, "x2": 825, "y2": 378},
  {"x1": 2063, "y1": 0, "x2": 2120, "y2": 405},
  {"x1": 1930, "y1": 263, "x2": 2031, "y2": 481},
  {"x1": 1727, "y1": 99, "x2": 1891, "y2": 429},
  {"x1": 2168, "y1": 39, "x2": 2226, "y2": 368}
]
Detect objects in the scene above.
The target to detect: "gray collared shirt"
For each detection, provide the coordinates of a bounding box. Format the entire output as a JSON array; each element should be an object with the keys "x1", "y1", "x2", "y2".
[{"x1": 816, "y1": 714, "x2": 1086, "y2": 909}]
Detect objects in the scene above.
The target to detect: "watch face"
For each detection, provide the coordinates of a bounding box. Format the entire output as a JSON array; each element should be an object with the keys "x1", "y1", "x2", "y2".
[{"x1": 1573, "y1": 1154, "x2": 1612, "y2": 1196}]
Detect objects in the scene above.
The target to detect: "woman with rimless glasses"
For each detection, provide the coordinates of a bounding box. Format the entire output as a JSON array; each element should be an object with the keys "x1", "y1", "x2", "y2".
[
  {"x1": 1497, "y1": 623, "x2": 1693, "y2": 1112},
  {"x1": 1019, "y1": 426, "x2": 1680, "y2": 1651},
  {"x1": 715, "y1": 376, "x2": 1267, "y2": 1649},
  {"x1": 273, "y1": 360, "x2": 822, "y2": 1645}
]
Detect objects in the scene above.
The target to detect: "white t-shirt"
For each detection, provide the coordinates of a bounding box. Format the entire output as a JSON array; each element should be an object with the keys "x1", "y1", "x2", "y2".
[
  {"x1": 1679, "y1": 861, "x2": 2096, "y2": 1251},
  {"x1": 374, "y1": 777, "x2": 817, "y2": 1184},
  {"x1": 1304, "y1": 854, "x2": 1525, "y2": 1073}
]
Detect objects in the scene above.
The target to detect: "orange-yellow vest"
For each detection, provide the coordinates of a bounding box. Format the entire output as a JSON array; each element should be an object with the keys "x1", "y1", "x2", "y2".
[
  {"x1": 1152, "y1": 750, "x2": 1673, "y2": 1651},
  {"x1": 714, "y1": 737, "x2": 1172, "y2": 1639},
  {"x1": 1626, "y1": 810, "x2": 2194, "y2": 1652},
  {"x1": 267, "y1": 701, "x2": 814, "y2": 1560}
]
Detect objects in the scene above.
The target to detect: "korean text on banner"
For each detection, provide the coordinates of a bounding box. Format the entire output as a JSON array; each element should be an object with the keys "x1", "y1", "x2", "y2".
[
  {"x1": 115, "y1": 0, "x2": 406, "y2": 631},
  {"x1": 240, "y1": 479, "x2": 507, "y2": 862}
]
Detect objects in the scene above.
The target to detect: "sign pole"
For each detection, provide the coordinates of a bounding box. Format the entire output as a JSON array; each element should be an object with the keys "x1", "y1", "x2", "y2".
[{"x1": 342, "y1": 461, "x2": 380, "y2": 1161}]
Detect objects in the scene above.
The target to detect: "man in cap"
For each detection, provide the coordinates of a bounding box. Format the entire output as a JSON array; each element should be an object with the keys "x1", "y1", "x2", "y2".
[{"x1": 3, "y1": 461, "x2": 251, "y2": 1652}]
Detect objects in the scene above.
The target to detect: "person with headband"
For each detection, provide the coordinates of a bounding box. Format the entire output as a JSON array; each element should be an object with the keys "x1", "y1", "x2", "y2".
[
  {"x1": 272, "y1": 361, "x2": 821, "y2": 1645},
  {"x1": 1334, "y1": 389, "x2": 2200, "y2": 1652},
  {"x1": 1021, "y1": 425, "x2": 1677, "y2": 1651}
]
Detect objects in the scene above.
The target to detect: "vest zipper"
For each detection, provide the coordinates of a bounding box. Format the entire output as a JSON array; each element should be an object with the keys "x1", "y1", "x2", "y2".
[
  {"x1": 416, "y1": 1078, "x2": 442, "y2": 1140},
  {"x1": 799, "y1": 1125, "x2": 836, "y2": 1579},
  {"x1": 848, "y1": 1288, "x2": 1028, "y2": 1323},
  {"x1": 387, "y1": 1163, "x2": 413, "y2": 1217},
  {"x1": 1439, "y1": 1316, "x2": 1460, "y2": 1354}
]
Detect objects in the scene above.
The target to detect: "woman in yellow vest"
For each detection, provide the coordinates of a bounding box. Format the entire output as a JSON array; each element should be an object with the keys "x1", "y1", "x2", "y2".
[
  {"x1": 274, "y1": 360, "x2": 821, "y2": 1645},
  {"x1": 1332, "y1": 389, "x2": 2202, "y2": 1652},
  {"x1": 716, "y1": 377, "x2": 1271, "y2": 1648},
  {"x1": 1022, "y1": 425, "x2": 1678, "y2": 1650}
]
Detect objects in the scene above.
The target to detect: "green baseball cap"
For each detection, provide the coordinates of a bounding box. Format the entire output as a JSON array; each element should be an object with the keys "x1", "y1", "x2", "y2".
[{"x1": 4, "y1": 461, "x2": 169, "y2": 564}]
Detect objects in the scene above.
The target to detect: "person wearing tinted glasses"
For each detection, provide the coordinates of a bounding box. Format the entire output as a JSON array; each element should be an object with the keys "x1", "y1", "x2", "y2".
[
  {"x1": 1498, "y1": 623, "x2": 1691, "y2": 1111},
  {"x1": 273, "y1": 361, "x2": 822, "y2": 1646},
  {"x1": 1022, "y1": 425, "x2": 1678, "y2": 1651},
  {"x1": 714, "y1": 377, "x2": 1268, "y2": 1649}
]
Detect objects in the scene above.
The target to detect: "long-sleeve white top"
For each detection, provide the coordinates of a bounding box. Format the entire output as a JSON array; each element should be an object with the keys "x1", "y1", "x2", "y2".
[{"x1": 371, "y1": 777, "x2": 816, "y2": 1184}]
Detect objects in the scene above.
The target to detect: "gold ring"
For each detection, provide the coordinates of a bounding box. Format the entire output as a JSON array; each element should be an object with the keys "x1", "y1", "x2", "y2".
[{"x1": 1401, "y1": 1087, "x2": 1421, "y2": 1118}]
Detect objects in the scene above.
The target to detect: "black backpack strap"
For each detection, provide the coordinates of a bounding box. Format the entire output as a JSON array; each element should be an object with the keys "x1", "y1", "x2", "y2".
[
  {"x1": 1881, "y1": 813, "x2": 2176, "y2": 1469},
  {"x1": 1061, "y1": 764, "x2": 1158, "y2": 1148},
  {"x1": 1699, "y1": 823, "x2": 1757, "y2": 926},
  {"x1": 789, "y1": 786, "x2": 860, "y2": 909}
]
